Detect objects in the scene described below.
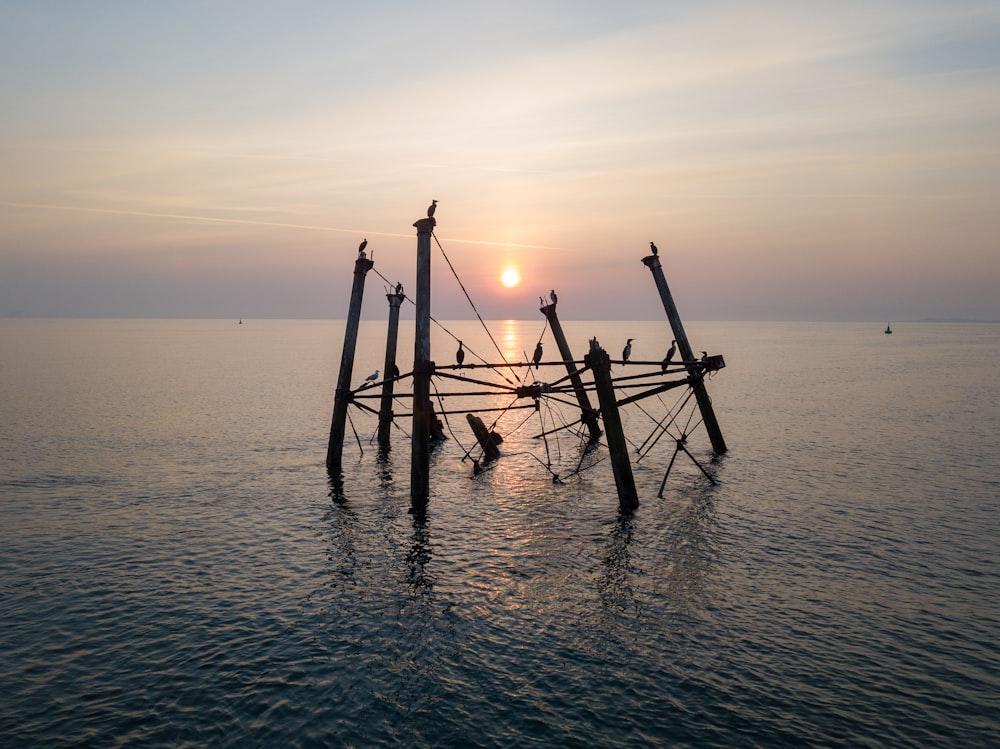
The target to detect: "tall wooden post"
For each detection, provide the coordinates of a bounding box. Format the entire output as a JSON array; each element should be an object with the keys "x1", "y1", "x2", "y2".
[
  {"x1": 327, "y1": 251, "x2": 375, "y2": 472},
  {"x1": 585, "y1": 338, "x2": 639, "y2": 512},
  {"x1": 540, "y1": 299, "x2": 601, "y2": 442},
  {"x1": 377, "y1": 287, "x2": 405, "y2": 449},
  {"x1": 410, "y1": 217, "x2": 436, "y2": 506},
  {"x1": 642, "y1": 251, "x2": 727, "y2": 454}
]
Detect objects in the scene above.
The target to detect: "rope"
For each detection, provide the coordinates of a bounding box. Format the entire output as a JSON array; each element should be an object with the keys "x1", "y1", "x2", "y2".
[
  {"x1": 432, "y1": 232, "x2": 519, "y2": 383},
  {"x1": 370, "y1": 264, "x2": 507, "y2": 381}
]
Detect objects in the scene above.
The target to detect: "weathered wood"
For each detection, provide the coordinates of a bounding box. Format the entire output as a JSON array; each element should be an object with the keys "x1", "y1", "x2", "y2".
[
  {"x1": 642, "y1": 252, "x2": 727, "y2": 454},
  {"x1": 376, "y1": 288, "x2": 405, "y2": 449},
  {"x1": 466, "y1": 413, "x2": 501, "y2": 461},
  {"x1": 585, "y1": 338, "x2": 639, "y2": 512},
  {"x1": 326, "y1": 253, "x2": 375, "y2": 473},
  {"x1": 540, "y1": 300, "x2": 601, "y2": 443},
  {"x1": 411, "y1": 217, "x2": 436, "y2": 506}
]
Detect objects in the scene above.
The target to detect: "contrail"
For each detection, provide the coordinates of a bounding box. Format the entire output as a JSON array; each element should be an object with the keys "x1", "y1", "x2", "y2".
[{"x1": 0, "y1": 200, "x2": 568, "y2": 251}]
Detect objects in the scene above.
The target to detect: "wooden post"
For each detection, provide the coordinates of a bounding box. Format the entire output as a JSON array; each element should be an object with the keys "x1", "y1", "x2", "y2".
[
  {"x1": 540, "y1": 299, "x2": 601, "y2": 442},
  {"x1": 466, "y1": 413, "x2": 501, "y2": 461},
  {"x1": 326, "y1": 251, "x2": 375, "y2": 473},
  {"x1": 377, "y1": 287, "x2": 405, "y2": 449},
  {"x1": 642, "y1": 252, "x2": 727, "y2": 455},
  {"x1": 411, "y1": 217, "x2": 436, "y2": 506},
  {"x1": 585, "y1": 338, "x2": 639, "y2": 512}
]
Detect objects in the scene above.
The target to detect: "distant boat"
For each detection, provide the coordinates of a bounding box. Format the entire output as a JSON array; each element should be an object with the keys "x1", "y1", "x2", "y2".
[{"x1": 885, "y1": 323, "x2": 892, "y2": 334}]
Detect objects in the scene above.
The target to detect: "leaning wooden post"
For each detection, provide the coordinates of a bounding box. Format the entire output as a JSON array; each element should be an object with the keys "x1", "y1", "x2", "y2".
[
  {"x1": 410, "y1": 216, "x2": 436, "y2": 506},
  {"x1": 326, "y1": 249, "x2": 375, "y2": 472},
  {"x1": 642, "y1": 250, "x2": 727, "y2": 454},
  {"x1": 376, "y1": 286, "x2": 405, "y2": 449},
  {"x1": 540, "y1": 298, "x2": 601, "y2": 443},
  {"x1": 585, "y1": 338, "x2": 639, "y2": 512}
]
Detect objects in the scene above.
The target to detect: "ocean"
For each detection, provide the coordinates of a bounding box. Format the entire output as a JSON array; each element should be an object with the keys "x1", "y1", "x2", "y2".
[{"x1": 1, "y1": 318, "x2": 997, "y2": 748}]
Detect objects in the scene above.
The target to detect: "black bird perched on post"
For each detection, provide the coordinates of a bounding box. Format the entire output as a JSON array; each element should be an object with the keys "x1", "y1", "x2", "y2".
[
  {"x1": 359, "y1": 238, "x2": 367, "y2": 253},
  {"x1": 661, "y1": 340, "x2": 676, "y2": 371},
  {"x1": 456, "y1": 341, "x2": 465, "y2": 366},
  {"x1": 532, "y1": 341, "x2": 543, "y2": 369},
  {"x1": 427, "y1": 200, "x2": 438, "y2": 218},
  {"x1": 391, "y1": 363, "x2": 400, "y2": 378},
  {"x1": 701, "y1": 351, "x2": 708, "y2": 362},
  {"x1": 650, "y1": 241, "x2": 658, "y2": 256},
  {"x1": 550, "y1": 289, "x2": 558, "y2": 304},
  {"x1": 622, "y1": 338, "x2": 634, "y2": 362}
]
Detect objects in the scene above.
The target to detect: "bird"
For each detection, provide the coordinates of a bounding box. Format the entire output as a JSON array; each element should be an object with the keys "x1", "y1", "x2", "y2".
[
  {"x1": 661, "y1": 340, "x2": 676, "y2": 371},
  {"x1": 539, "y1": 296, "x2": 546, "y2": 307},
  {"x1": 391, "y1": 363, "x2": 400, "y2": 378},
  {"x1": 532, "y1": 341, "x2": 543, "y2": 369},
  {"x1": 550, "y1": 289, "x2": 558, "y2": 304},
  {"x1": 700, "y1": 351, "x2": 708, "y2": 362},
  {"x1": 456, "y1": 341, "x2": 465, "y2": 366},
  {"x1": 427, "y1": 199, "x2": 438, "y2": 218},
  {"x1": 650, "y1": 241, "x2": 658, "y2": 256},
  {"x1": 359, "y1": 238, "x2": 367, "y2": 253},
  {"x1": 395, "y1": 282, "x2": 404, "y2": 296},
  {"x1": 622, "y1": 338, "x2": 634, "y2": 362},
  {"x1": 364, "y1": 369, "x2": 379, "y2": 382}
]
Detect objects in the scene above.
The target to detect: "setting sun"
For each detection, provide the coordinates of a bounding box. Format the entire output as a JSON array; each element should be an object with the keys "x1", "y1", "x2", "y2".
[{"x1": 500, "y1": 267, "x2": 521, "y2": 288}]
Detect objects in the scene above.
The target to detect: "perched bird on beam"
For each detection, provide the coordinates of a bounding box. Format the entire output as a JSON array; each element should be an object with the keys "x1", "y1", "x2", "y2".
[
  {"x1": 456, "y1": 341, "x2": 465, "y2": 366},
  {"x1": 359, "y1": 238, "x2": 367, "y2": 253},
  {"x1": 622, "y1": 338, "x2": 634, "y2": 362},
  {"x1": 427, "y1": 199, "x2": 438, "y2": 217},
  {"x1": 532, "y1": 341, "x2": 543, "y2": 369},
  {"x1": 650, "y1": 241, "x2": 658, "y2": 256},
  {"x1": 364, "y1": 369, "x2": 379, "y2": 382},
  {"x1": 661, "y1": 340, "x2": 676, "y2": 371},
  {"x1": 550, "y1": 289, "x2": 558, "y2": 304}
]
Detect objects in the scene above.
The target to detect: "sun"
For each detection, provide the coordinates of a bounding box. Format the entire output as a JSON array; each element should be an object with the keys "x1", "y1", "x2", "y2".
[{"x1": 500, "y1": 267, "x2": 521, "y2": 288}]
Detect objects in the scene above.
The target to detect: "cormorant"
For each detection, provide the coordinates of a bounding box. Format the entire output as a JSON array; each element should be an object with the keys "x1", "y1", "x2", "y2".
[
  {"x1": 427, "y1": 199, "x2": 438, "y2": 218},
  {"x1": 395, "y1": 282, "x2": 404, "y2": 297},
  {"x1": 650, "y1": 241, "x2": 658, "y2": 256},
  {"x1": 550, "y1": 289, "x2": 558, "y2": 304},
  {"x1": 622, "y1": 338, "x2": 634, "y2": 362},
  {"x1": 359, "y1": 238, "x2": 367, "y2": 253},
  {"x1": 532, "y1": 341, "x2": 543, "y2": 369},
  {"x1": 539, "y1": 296, "x2": 545, "y2": 307},
  {"x1": 365, "y1": 369, "x2": 379, "y2": 382},
  {"x1": 456, "y1": 341, "x2": 465, "y2": 366},
  {"x1": 661, "y1": 339, "x2": 676, "y2": 371},
  {"x1": 700, "y1": 351, "x2": 708, "y2": 362},
  {"x1": 391, "y1": 363, "x2": 400, "y2": 378}
]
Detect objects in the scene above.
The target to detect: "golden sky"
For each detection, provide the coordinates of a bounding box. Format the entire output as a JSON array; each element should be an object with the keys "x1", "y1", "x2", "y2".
[{"x1": 2, "y1": 1, "x2": 999, "y2": 320}]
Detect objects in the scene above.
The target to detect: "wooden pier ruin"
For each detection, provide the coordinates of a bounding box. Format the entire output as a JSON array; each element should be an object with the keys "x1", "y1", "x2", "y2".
[{"x1": 326, "y1": 205, "x2": 727, "y2": 513}]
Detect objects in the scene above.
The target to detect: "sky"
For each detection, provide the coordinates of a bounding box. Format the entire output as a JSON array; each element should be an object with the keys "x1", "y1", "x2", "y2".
[{"x1": 1, "y1": 1, "x2": 999, "y2": 321}]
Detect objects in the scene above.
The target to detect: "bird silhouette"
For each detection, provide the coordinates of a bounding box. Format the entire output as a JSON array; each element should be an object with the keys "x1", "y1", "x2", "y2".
[
  {"x1": 550, "y1": 289, "x2": 558, "y2": 304},
  {"x1": 622, "y1": 338, "x2": 634, "y2": 362},
  {"x1": 395, "y1": 282, "x2": 404, "y2": 296},
  {"x1": 391, "y1": 363, "x2": 400, "y2": 378},
  {"x1": 700, "y1": 351, "x2": 708, "y2": 362},
  {"x1": 364, "y1": 369, "x2": 379, "y2": 382},
  {"x1": 532, "y1": 341, "x2": 543, "y2": 369},
  {"x1": 456, "y1": 341, "x2": 465, "y2": 366},
  {"x1": 427, "y1": 199, "x2": 438, "y2": 218},
  {"x1": 359, "y1": 238, "x2": 368, "y2": 253},
  {"x1": 661, "y1": 340, "x2": 676, "y2": 371},
  {"x1": 650, "y1": 241, "x2": 658, "y2": 256}
]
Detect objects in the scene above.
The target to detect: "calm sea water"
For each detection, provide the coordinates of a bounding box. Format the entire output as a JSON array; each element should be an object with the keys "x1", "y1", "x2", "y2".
[{"x1": 1, "y1": 318, "x2": 997, "y2": 748}]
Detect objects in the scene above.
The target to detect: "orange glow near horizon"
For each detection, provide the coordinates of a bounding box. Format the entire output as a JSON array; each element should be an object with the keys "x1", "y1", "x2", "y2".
[{"x1": 500, "y1": 267, "x2": 521, "y2": 288}]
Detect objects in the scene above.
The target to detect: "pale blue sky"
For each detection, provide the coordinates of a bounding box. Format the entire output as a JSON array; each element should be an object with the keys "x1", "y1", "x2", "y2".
[{"x1": 2, "y1": 1, "x2": 999, "y2": 320}]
